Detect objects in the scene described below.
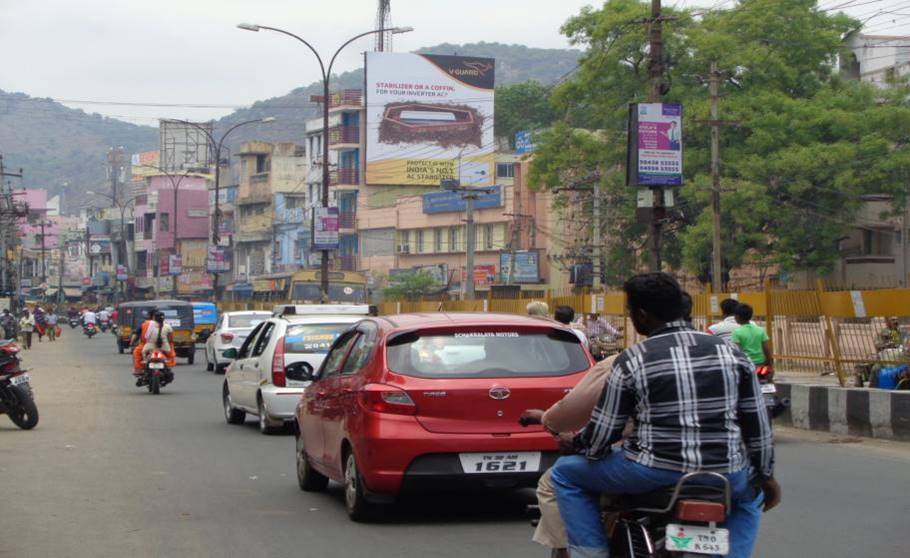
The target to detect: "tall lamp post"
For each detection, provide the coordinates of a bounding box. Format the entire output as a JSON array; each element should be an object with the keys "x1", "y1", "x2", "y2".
[
  {"x1": 237, "y1": 23, "x2": 413, "y2": 302},
  {"x1": 87, "y1": 190, "x2": 141, "y2": 298},
  {"x1": 172, "y1": 117, "x2": 275, "y2": 301}
]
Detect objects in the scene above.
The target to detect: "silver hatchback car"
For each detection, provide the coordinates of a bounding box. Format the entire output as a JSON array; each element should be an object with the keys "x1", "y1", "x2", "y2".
[{"x1": 204, "y1": 311, "x2": 272, "y2": 373}]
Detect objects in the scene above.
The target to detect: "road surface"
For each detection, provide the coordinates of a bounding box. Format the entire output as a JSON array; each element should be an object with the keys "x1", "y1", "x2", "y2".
[{"x1": 1, "y1": 330, "x2": 907, "y2": 557}]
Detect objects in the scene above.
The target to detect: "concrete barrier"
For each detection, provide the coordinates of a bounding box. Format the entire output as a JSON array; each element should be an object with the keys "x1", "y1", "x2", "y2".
[{"x1": 776, "y1": 383, "x2": 910, "y2": 441}]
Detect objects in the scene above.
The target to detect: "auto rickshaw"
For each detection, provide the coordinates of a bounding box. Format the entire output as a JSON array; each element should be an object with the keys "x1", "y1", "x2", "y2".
[
  {"x1": 192, "y1": 302, "x2": 217, "y2": 344},
  {"x1": 116, "y1": 301, "x2": 156, "y2": 354}
]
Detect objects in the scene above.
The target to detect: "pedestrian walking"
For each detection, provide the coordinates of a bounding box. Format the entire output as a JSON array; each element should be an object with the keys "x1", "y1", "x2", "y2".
[
  {"x1": 46, "y1": 309, "x2": 58, "y2": 341},
  {"x1": 18, "y1": 310, "x2": 35, "y2": 350},
  {"x1": 33, "y1": 306, "x2": 46, "y2": 343}
]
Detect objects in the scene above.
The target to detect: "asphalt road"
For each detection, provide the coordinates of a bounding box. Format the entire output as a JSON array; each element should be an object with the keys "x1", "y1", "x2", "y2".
[{"x1": 1, "y1": 330, "x2": 908, "y2": 557}]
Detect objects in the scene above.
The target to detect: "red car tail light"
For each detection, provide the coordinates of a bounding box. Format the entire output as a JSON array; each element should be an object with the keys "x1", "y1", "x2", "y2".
[
  {"x1": 220, "y1": 332, "x2": 235, "y2": 343},
  {"x1": 674, "y1": 500, "x2": 726, "y2": 523},
  {"x1": 271, "y1": 335, "x2": 286, "y2": 387},
  {"x1": 360, "y1": 384, "x2": 417, "y2": 415}
]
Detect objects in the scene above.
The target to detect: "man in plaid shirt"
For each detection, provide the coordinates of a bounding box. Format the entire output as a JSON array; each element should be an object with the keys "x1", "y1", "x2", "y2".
[{"x1": 551, "y1": 273, "x2": 780, "y2": 558}]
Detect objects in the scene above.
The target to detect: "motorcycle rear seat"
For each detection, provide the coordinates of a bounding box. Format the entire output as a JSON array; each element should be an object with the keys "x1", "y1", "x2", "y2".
[{"x1": 607, "y1": 483, "x2": 726, "y2": 512}]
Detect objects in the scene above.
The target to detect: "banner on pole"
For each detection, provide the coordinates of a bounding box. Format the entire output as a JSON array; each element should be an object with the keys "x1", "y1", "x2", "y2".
[{"x1": 627, "y1": 103, "x2": 683, "y2": 187}]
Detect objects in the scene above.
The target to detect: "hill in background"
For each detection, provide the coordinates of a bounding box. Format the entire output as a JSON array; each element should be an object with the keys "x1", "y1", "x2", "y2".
[{"x1": 0, "y1": 42, "x2": 580, "y2": 206}]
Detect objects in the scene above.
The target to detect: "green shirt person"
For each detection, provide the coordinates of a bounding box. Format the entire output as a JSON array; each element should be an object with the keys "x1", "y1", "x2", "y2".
[{"x1": 731, "y1": 303, "x2": 773, "y2": 368}]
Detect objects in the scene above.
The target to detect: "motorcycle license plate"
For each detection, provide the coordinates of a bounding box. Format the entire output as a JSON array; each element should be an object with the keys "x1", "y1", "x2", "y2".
[
  {"x1": 10, "y1": 373, "x2": 29, "y2": 386},
  {"x1": 665, "y1": 524, "x2": 729, "y2": 555},
  {"x1": 458, "y1": 452, "x2": 541, "y2": 474},
  {"x1": 760, "y1": 384, "x2": 777, "y2": 394},
  {"x1": 148, "y1": 362, "x2": 165, "y2": 369}
]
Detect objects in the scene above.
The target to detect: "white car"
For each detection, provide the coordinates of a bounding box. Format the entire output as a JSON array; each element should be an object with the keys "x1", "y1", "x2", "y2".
[
  {"x1": 204, "y1": 311, "x2": 272, "y2": 374},
  {"x1": 222, "y1": 306, "x2": 369, "y2": 434}
]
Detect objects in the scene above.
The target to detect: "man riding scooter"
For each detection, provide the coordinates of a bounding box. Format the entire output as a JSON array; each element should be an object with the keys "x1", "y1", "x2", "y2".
[{"x1": 546, "y1": 273, "x2": 779, "y2": 558}]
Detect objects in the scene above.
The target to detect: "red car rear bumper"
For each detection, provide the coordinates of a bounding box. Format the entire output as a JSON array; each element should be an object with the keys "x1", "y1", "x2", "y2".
[{"x1": 352, "y1": 413, "x2": 561, "y2": 497}]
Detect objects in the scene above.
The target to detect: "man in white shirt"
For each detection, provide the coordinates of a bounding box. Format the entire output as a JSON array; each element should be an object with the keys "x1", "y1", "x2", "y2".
[
  {"x1": 707, "y1": 298, "x2": 740, "y2": 342},
  {"x1": 98, "y1": 308, "x2": 111, "y2": 322},
  {"x1": 82, "y1": 309, "x2": 97, "y2": 326}
]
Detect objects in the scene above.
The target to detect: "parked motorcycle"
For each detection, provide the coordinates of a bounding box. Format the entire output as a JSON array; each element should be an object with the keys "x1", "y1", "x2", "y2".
[
  {"x1": 83, "y1": 323, "x2": 97, "y2": 339},
  {"x1": 756, "y1": 365, "x2": 789, "y2": 419},
  {"x1": 138, "y1": 349, "x2": 173, "y2": 395},
  {"x1": 0, "y1": 340, "x2": 39, "y2": 430}
]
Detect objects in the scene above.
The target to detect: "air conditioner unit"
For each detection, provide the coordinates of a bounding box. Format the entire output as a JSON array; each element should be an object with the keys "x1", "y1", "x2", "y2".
[{"x1": 397, "y1": 244, "x2": 410, "y2": 254}]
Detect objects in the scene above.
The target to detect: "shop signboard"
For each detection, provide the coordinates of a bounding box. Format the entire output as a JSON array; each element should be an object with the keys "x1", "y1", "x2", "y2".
[
  {"x1": 422, "y1": 185, "x2": 502, "y2": 214},
  {"x1": 499, "y1": 250, "x2": 540, "y2": 283}
]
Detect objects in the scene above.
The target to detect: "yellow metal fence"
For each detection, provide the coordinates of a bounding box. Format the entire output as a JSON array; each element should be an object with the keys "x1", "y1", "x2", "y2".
[{"x1": 216, "y1": 283, "x2": 910, "y2": 387}]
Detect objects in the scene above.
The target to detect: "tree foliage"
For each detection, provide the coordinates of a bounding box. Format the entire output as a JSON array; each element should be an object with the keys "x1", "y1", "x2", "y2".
[
  {"x1": 530, "y1": 0, "x2": 910, "y2": 286},
  {"x1": 495, "y1": 81, "x2": 560, "y2": 147},
  {"x1": 381, "y1": 271, "x2": 441, "y2": 301}
]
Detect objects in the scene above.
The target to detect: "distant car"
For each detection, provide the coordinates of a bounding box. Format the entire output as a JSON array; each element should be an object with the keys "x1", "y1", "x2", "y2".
[
  {"x1": 293, "y1": 313, "x2": 593, "y2": 520},
  {"x1": 222, "y1": 305, "x2": 371, "y2": 434},
  {"x1": 204, "y1": 311, "x2": 271, "y2": 373}
]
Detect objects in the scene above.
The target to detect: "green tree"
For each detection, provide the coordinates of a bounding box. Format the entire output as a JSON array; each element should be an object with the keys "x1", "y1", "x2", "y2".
[
  {"x1": 529, "y1": 0, "x2": 910, "y2": 286},
  {"x1": 381, "y1": 272, "x2": 441, "y2": 301},
  {"x1": 495, "y1": 81, "x2": 559, "y2": 147}
]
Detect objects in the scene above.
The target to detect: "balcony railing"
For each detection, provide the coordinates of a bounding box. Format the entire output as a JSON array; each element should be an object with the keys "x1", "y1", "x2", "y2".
[
  {"x1": 330, "y1": 168, "x2": 360, "y2": 186},
  {"x1": 329, "y1": 126, "x2": 360, "y2": 146},
  {"x1": 329, "y1": 90, "x2": 363, "y2": 109},
  {"x1": 338, "y1": 211, "x2": 356, "y2": 230}
]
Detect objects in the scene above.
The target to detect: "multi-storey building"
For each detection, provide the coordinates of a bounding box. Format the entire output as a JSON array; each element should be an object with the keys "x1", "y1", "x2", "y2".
[{"x1": 233, "y1": 141, "x2": 307, "y2": 283}]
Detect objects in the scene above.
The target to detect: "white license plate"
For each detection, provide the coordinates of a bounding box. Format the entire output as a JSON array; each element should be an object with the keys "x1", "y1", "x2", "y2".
[
  {"x1": 760, "y1": 384, "x2": 777, "y2": 394},
  {"x1": 148, "y1": 362, "x2": 165, "y2": 369},
  {"x1": 10, "y1": 373, "x2": 29, "y2": 386},
  {"x1": 458, "y1": 452, "x2": 541, "y2": 474},
  {"x1": 665, "y1": 524, "x2": 729, "y2": 555}
]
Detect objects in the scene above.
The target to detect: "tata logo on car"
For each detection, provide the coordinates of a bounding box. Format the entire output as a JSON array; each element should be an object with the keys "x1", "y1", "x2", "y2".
[{"x1": 488, "y1": 386, "x2": 511, "y2": 400}]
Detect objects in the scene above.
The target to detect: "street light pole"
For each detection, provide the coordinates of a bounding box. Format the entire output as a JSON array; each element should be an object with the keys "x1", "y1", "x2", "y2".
[
  {"x1": 238, "y1": 23, "x2": 413, "y2": 302},
  {"x1": 173, "y1": 117, "x2": 275, "y2": 301},
  {"x1": 87, "y1": 190, "x2": 140, "y2": 299}
]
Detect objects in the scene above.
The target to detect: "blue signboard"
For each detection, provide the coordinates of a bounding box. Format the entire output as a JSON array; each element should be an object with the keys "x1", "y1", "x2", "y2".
[
  {"x1": 515, "y1": 131, "x2": 535, "y2": 154},
  {"x1": 422, "y1": 185, "x2": 502, "y2": 214},
  {"x1": 500, "y1": 250, "x2": 540, "y2": 283}
]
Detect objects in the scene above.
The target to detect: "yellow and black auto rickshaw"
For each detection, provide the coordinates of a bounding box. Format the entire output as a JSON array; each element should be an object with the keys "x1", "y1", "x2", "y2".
[{"x1": 116, "y1": 300, "x2": 196, "y2": 364}]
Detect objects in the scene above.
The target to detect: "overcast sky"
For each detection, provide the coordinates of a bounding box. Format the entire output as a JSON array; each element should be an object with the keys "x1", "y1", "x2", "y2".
[{"x1": 1, "y1": 0, "x2": 908, "y2": 125}]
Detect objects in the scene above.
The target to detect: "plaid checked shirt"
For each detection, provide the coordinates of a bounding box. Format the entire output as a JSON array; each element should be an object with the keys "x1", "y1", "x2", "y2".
[{"x1": 580, "y1": 321, "x2": 775, "y2": 480}]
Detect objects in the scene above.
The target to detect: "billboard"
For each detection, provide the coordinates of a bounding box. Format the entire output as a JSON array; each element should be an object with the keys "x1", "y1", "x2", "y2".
[
  {"x1": 312, "y1": 207, "x2": 339, "y2": 251},
  {"x1": 422, "y1": 185, "x2": 502, "y2": 214},
  {"x1": 130, "y1": 151, "x2": 161, "y2": 180},
  {"x1": 515, "y1": 131, "x2": 536, "y2": 154},
  {"x1": 500, "y1": 250, "x2": 540, "y2": 283},
  {"x1": 159, "y1": 119, "x2": 213, "y2": 173},
  {"x1": 207, "y1": 246, "x2": 230, "y2": 273},
  {"x1": 366, "y1": 52, "x2": 495, "y2": 186},
  {"x1": 627, "y1": 103, "x2": 683, "y2": 187},
  {"x1": 168, "y1": 254, "x2": 182, "y2": 276}
]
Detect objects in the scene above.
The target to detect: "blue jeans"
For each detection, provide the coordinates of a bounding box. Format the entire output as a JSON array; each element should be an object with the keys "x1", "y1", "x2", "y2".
[{"x1": 551, "y1": 449, "x2": 763, "y2": 558}]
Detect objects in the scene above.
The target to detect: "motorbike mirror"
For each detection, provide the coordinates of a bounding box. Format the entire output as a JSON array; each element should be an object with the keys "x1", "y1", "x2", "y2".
[{"x1": 222, "y1": 347, "x2": 238, "y2": 360}]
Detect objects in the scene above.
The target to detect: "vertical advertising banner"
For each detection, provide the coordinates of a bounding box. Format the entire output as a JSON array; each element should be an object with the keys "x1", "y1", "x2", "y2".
[
  {"x1": 168, "y1": 255, "x2": 182, "y2": 276},
  {"x1": 312, "y1": 207, "x2": 339, "y2": 251},
  {"x1": 366, "y1": 52, "x2": 495, "y2": 186},
  {"x1": 206, "y1": 246, "x2": 230, "y2": 273},
  {"x1": 628, "y1": 103, "x2": 683, "y2": 187},
  {"x1": 116, "y1": 264, "x2": 128, "y2": 282}
]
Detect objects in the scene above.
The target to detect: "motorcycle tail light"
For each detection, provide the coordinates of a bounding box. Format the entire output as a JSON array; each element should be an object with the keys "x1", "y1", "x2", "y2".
[
  {"x1": 220, "y1": 332, "x2": 234, "y2": 343},
  {"x1": 674, "y1": 500, "x2": 726, "y2": 523},
  {"x1": 271, "y1": 336, "x2": 286, "y2": 387},
  {"x1": 0, "y1": 344, "x2": 20, "y2": 354}
]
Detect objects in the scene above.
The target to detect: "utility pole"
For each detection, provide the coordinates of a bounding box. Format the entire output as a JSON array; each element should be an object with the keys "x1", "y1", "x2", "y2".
[
  {"x1": 57, "y1": 233, "x2": 66, "y2": 304},
  {"x1": 647, "y1": 0, "x2": 664, "y2": 272},
  {"x1": 709, "y1": 62, "x2": 722, "y2": 292},
  {"x1": 0, "y1": 156, "x2": 24, "y2": 298},
  {"x1": 39, "y1": 219, "x2": 47, "y2": 287},
  {"x1": 592, "y1": 175, "x2": 602, "y2": 290},
  {"x1": 465, "y1": 195, "x2": 476, "y2": 299}
]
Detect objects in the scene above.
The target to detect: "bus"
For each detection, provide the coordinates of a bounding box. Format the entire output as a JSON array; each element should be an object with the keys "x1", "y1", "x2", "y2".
[{"x1": 286, "y1": 270, "x2": 368, "y2": 303}]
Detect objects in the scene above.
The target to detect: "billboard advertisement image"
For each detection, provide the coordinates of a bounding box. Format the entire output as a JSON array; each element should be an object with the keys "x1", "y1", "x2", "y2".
[
  {"x1": 312, "y1": 207, "x2": 339, "y2": 251},
  {"x1": 627, "y1": 103, "x2": 683, "y2": 187},
  {"x1": 366, "y1": 52, "x2": 495, "y2": 186}
]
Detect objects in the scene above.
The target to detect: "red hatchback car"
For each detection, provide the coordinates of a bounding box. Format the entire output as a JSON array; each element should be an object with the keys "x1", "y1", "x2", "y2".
[{"x1": 293, "y1": 312, "x2": 594, "y2": 520}]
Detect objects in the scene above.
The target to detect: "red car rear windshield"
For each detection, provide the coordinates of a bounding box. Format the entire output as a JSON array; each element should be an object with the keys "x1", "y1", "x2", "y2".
[{"x1": 386, "y1": 329, "x2": 588, "y2": 378}]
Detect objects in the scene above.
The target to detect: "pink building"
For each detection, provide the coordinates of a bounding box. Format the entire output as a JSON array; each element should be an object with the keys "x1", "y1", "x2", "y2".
[{"x1": 133, "y1": 175, "x2": 209, "y2": 282}]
